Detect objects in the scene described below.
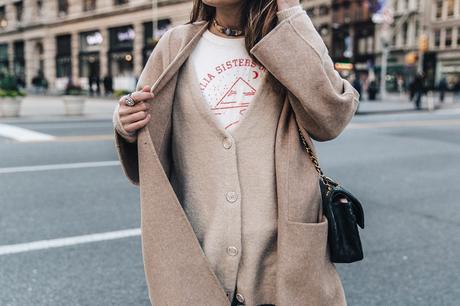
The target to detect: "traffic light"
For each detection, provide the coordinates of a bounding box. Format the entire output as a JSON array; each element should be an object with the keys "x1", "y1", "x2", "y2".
[
  {"x1": 405, "y1": 52, "x2": 418, "y2": 65},
  {"x1": 418, "y1": 34, "x2": 429, "y2": 52}
]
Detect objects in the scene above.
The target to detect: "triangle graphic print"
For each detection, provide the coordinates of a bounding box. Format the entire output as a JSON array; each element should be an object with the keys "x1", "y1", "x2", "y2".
[{"x1": 211, "y1": 77, "x2": 256, "y2": 117}]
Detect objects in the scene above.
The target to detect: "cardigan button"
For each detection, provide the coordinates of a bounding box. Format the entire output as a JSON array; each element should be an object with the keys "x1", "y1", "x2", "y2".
[
  {"x1": 222, "y1": 137, "x2": 232, "y2": 149},
  {"x1": 227, "y1": 246, "x2": 238, "y2": 256},
  {"x1": 226, "y1": 191, "x2": 238, "y2": 203},
  {"x1": 235, "y1": 293, "x2": 245, "y2": 303}
]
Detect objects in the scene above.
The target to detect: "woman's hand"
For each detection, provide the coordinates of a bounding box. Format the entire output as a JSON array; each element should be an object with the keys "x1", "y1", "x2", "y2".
[
  {"x1": 276, "y1": 0, "x2": 300, "y2": 11},
  {"x1": 117, "y1": 85, "x2": 154, "y2": 135}
]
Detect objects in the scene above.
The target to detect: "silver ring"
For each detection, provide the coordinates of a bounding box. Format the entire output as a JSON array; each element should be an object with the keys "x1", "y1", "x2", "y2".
[{"x1": 124, "y1": 93, "x2": 136, "y2": 107}]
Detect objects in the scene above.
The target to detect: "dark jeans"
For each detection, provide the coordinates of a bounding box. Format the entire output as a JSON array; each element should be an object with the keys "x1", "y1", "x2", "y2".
[
  {"x1": 230, "y1": 290, "x2": 274, "y2": 306},
  {"x1": 414, "y1": 91, "x2": 422, "y2": 110}
]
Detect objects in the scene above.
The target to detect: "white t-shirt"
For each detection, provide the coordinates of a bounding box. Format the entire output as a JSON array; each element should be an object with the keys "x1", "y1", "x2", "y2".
[{"x1": 188, "y1": 29, "x2": 268, "y2": 131}]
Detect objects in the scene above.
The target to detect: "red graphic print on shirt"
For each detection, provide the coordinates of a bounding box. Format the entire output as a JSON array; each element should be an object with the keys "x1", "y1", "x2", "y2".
[{"x1": 198, "y1": 57, "x2": 266, "y2": 130}]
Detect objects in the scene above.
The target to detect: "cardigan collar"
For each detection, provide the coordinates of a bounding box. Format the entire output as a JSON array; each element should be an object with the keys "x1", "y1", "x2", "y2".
[{"x1": 150, "y1": 20, "x2": 210, "y2": 96}]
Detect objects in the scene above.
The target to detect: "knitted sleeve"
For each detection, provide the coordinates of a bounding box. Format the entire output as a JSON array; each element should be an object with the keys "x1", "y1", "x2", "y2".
[{"x1": 250, "y1": 9, "x2": 359, "y2": 141}]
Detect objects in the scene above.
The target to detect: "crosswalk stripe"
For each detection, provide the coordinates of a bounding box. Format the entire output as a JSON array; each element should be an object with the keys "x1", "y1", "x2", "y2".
[
  {"x1": 0, "y1": 228, "x2": 141, "y2": 256},
  {"x1": 0, "y1": 123, "x2": 55, "y2": 142},
  {"x1": 0, "y1": 161, "x2": 120, "y2": 174}
]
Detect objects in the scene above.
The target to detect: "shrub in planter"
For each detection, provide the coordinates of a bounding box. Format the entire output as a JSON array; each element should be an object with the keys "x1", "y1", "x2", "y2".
[
  {"x1": 0, "y1": 74, "x2": 26, "y2": 117},
  {"x1": 113, "y1": 89, "x2": 131, "y2": 99},
  {"x1": 63, "y1": 81, "x2": 86, "y2": 116}
]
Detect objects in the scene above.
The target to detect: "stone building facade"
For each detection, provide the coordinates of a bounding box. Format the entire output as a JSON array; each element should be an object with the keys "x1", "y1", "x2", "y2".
[
  {"x1": 0, "y1": 0, "x2": 192, "y2": 92},
  {"x1": 373, "y1": 0, "x2": 425, "y2": 90},
  {"x1": 329, "y1": 0, "x2": 378, "y2": 78},
  {"x1": 302, "y1": 0, "x2": 333, "y2": 49},
  {"x1": 427, "y1": 0, "x2": 460, "y2": 85}
]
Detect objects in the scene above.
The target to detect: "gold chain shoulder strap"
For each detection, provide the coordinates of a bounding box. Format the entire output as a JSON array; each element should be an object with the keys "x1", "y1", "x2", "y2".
[{"x1": 298, "y1": 127, "x2": 336, "y2": 193}]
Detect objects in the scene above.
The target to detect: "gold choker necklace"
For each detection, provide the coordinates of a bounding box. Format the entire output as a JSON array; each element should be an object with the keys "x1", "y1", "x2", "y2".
[{"x1": 212, "y1": 19, "x2": 244, "y2": 37}]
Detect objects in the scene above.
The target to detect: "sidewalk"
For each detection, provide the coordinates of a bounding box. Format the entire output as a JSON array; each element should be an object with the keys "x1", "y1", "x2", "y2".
[
  {"x1": 0, "y1": 95, "x2": 117, "y2": 123},
  {"x1": 356, "y1": 92, "x2": 460, "y2": 115},
  {"x1": 1, "y1": 92, "x2": 460, "y2": 123}
]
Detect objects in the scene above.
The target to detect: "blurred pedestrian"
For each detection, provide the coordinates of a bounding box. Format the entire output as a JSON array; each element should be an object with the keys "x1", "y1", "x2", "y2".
[
  {"x1": 411, "y1": 72, "x2": 425, "y2": 110},
  {"x1": 368, "y1": 79, "x2": 378, "y2": 100},
  {"x1": 88, "y1": 75, "x2": 94, "y2": 96},
  {"x1": 438, "y1": 76, "x2": 448, "y2": 104},
  {"x1": 352, "y1": 73, "x2": 362, "y2": 98},
  {"x1": 95, "y1": 75, "x2": 101, "y2": 96},
  {"x1": 454, "y1": 78, "x2": 460, "y2": 102},
  {"x1": 103, "y1": 75, "x2": 113, "y2": 96}
]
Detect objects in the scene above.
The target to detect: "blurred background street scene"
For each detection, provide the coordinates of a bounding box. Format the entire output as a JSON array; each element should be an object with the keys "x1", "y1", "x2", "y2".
[{"x1": 0, "y1": 1, "x2": 459, "y2": 306}]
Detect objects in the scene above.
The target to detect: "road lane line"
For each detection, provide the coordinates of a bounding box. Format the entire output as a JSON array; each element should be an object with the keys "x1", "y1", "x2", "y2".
[
  {"x1": 52, "y1": 134, "x2": 115, "y2": 142},
  {"x1": 348, "y1": 119, "x2": 460, "y2": 129},
  {"x1": 0, "y1": 123, "x2": 55, "y2": 142},
  {"x1": 0, "y1": 228, "x2": 141, "y2": 256},
  {"x1": 0, "y1": 161, "x2": 120, "y2": 174}
]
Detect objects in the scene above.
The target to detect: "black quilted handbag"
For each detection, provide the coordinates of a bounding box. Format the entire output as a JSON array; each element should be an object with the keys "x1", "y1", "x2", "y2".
[{"x1": 298, "y1": 128, "x2": 365, "y2": 263}]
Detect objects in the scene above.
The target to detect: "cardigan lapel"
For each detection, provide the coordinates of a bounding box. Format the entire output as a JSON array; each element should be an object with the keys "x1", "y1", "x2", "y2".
[
  {"x1": 136, "y1": 20, "x2": 232, "y2": 305},
  {"x1": 143, "y1": 20, "x2": 210, "y2": 172},
  {"x1": 149, "y1": 20, "x2": 209, "y2": 97}
]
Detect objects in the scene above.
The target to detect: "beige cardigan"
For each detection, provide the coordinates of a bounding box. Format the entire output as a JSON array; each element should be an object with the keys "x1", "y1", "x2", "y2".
[
  {"x1": 167, "y1": 55, "x2": 282, "y2": 305},
  {"x1": 113, "y1": 9, "x2": 359, "y2": 306}
]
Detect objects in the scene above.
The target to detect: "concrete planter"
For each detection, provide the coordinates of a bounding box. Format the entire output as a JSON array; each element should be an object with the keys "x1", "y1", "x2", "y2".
[
  {"x1": 63, "y1": 95, "x2": 86, "y2": 116},
  {"x1": 0, "y1": 97, "x2": 23, "y2": 117}
]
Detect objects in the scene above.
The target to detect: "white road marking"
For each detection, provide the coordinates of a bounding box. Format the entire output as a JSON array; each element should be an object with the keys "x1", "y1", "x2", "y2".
[
  {"x1": 11, "y1": 123, "x2": 111, "y2": 129},
  {"x1": 0, "y1": 161, "x2": 120, "y2": 174},
  {"x1": 0, "y1": 123, "x2": 55, "y2": 142},
  {"x1": 0, "y1": 228, "x2": 141, "y2": 256},
  {"x1": 434, "y1": 108, "x2": 460, "y2": 115},
  {"x1": 348, "y1": 119, "x2": 460, "y2": 129}
]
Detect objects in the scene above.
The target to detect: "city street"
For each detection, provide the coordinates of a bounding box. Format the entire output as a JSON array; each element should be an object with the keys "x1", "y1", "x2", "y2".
[{"x1": 1, "y1": 101, "x2": 459, "y2": 305}]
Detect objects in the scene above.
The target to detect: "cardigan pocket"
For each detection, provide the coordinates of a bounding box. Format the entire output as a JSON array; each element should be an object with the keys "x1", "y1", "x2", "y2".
[
  {"x1": 278, "y1": 216, "x2": 343, "y2": 305},
  {"x1": 286, "y1": 215, "x2": 329, "y2": 263}
]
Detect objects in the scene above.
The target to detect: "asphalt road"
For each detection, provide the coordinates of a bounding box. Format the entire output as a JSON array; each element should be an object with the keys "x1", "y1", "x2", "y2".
[{"x1": 1, "y1": 107, "x2": 459, "y2": 306}]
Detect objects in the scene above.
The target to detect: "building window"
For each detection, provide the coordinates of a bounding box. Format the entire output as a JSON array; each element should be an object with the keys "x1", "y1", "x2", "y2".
[
  {"x1": 367, "y1": 36, "x2": 373, "y2": 54},
  {"x1": 79, "y1": 31, "x2": 102, "y2": 79},
  {"x1": 58, "y1": 0, "x2": 68, "y2": 16},
  {"x1": 109, "y1": 25, "x2": 135, "y2": 80},
  {"x1": 435, "y1": 0, "x2": 442, "y2": 19},
  {"x1": 402, "y1": 22, "x2": 408, "y2": 46},
  {"x1": 445, "y1": 28, "x2": 452, "y2": 47},
  {"x1": 0, "y1": 43, "x2": 9, "y2": 76},
  {"x1": 83, "y1": 0, "x2": 97, "y2": 11},
  {"x1": 319, "y1": 24, "x2": 329, "y2": 37},
  {"x1": 143, "y1": 19, "x2": 172, "y2": 66},
  {"x1": 319, "y1": 5, "x2": 329, "y2": 16},
  {"x1": 434, "y1": 29, "x2": 441, "y2": 47},
  {"x1": 457, "y1": 27, "x2": 460, "y2": 46},
  {"x1": 36, "y1": 0, "x2": 43, "y2": 17},
  {"x1": 56, "y1": 34, "x2": 72, "y2": 78},
  {"x1": 114, "y1": 0, "x2": 129, "y2": 5},
  {"x1": 447, "y1": 0, "x2": 454, "y2": 17},
  {"x1": 13, "y1": 41, "x2": 25, "y2": 87},
  {"x1": 14, "y1": 1, "x2": 24, "y2": 22},
  {"x1": 0, "y1": 6, "x2": 7, "y2": 29},
  {"x1": 306, "y1": 7, "x2": 315, "y2": 17}
]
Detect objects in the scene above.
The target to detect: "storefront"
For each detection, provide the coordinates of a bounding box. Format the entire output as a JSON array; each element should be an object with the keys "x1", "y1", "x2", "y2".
[
  {"x1": 108, "y1": 25, "x2": 135, "y2": 91},
  {"x1": 13, "y1": 40, "x2": 25, "y2": 87},
  {"x1": 374, "y1": 51, "x2": 418, "y2": 92},
  {"x1": 79, "y1": 30, "x2": 102, "y2": 91},
  {"x1": 143, "y1": 18, "x2": 171, "y2": 66},
  {"x1": 0, "y1": 43, "x2": 8, "y2": 76},
  {"x1": 55, "y1": 34, "x2": 72, "y2": 91},
  {"x1": 436, "y1": 51, "x2": 459, "y2": 88}
]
